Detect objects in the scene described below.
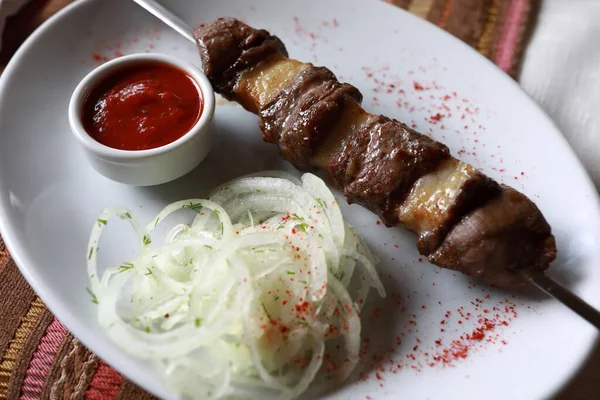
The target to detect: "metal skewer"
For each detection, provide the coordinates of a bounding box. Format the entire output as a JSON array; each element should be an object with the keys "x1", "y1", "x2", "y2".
[
  {"x1": 131, "y1": 0, "x2": 600, "y2": 331},
  {"x1": 530, "y1": 271, "x2": 600, "y2": 329},
  {"x1": 132, "y1": 0, "x2": 195, "y2": 44}
]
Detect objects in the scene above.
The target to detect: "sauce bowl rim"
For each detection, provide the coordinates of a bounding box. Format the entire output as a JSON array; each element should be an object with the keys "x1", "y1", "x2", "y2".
[{"x1": 68, "y1": 52, "x2": 215, "y2": 161}]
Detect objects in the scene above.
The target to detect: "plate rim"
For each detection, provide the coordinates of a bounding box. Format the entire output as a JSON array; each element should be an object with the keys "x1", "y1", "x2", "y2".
[{"x1": 0, "y1": 0, "x2": 598, "y2": 398}]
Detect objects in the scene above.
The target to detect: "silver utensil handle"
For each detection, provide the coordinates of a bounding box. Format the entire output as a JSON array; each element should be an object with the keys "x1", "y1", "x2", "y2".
[{"x1": 132, "y1": 0, "x2": 196, "y2": 43}]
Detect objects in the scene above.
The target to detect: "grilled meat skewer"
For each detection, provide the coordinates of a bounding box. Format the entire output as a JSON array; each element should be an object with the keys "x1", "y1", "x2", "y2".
[{"x1": 194, "y1": 18, "x2": 556, "y2": 287}]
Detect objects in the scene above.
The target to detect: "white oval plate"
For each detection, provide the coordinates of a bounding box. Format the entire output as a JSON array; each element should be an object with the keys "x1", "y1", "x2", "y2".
[{"x1": 1, "y1": 0, "x2": 599, "y2": 399}]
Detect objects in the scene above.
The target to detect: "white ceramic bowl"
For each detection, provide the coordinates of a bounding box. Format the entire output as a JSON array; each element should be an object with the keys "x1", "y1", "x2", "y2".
[{"x1": 68, "y1": 53, "x2": 215, "y2": 186}]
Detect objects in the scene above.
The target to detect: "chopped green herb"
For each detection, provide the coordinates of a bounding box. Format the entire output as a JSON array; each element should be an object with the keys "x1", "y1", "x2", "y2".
[
  {"x1": 204, "y1": 245, "x2": 213, "y2": 250},
  {"x1": 297, "y1": 321, "x2": 309, "y2": 328},
  {"x1": 213, "y1": 209, "x2": 220, "y2": 217},
  {"x1": 195, "y1": 317, "x2": 203, "y2": 327},
  {"x1": 220, "y1": 222, "x2": 224, "y2": 235},
  {"x1": 145, "y1": 326, "x2": 151, "y2": 333},
  {"x1": 145, "y1": 268, "x2": 153, "y2": 276},
  {"x1": 256, "y1": 189, "x2": 262, "y2": 193},
  {"x1": 276, "y1": 225, "x2": 284, "y2": 230},
  {"x1": 286, "y1": 271, "x2": 295, "y2": 275},
  {"x1": 299, "y1": 280, "x2": 308, "y2": 285},
  {"x1": 182, "y1": 202, "x2": 203, "y2": 212},
  {"x1": 97, "y1": 219, "x2": 107, "y2": 226},
  {"x1": 316, "y1": 197, "x2": 326, "y2": 208},
  {"x1": 88, "y1": 247, "x2": 93, "y2": 260},
  {"x1": 294, "y1": 223, "x2": 309, "y2": 232},
  {"x1": 274, "y1": 296, "x2": 280, "y2": 301},
  {"x1": 86, "y1": 287, "x2": 98, "y2": 304},
  {"x1": 118, "y1": 262, "x2": 134, "y2": 273},
  {"x1": 291, "y1": 213, "x2": 303, "y2": 221},
  {"x1": 261, "y1": 302, "x2": 272, "y2": 321},
  {"x1": 318, "y1": 233, "x2": 323, "y2": 239},
  {"x1": 235, "y1": 343, "x2": 241, "y2": 348},
  {"x1": 154, "y1": 218, "x2": 160, "y2": 227},
  {"x1": 143, "y1": 235, "x2": 151, "y2": 246},
  {"x1": 119, "y1": 212, "x2": 132, "y2": 220}
]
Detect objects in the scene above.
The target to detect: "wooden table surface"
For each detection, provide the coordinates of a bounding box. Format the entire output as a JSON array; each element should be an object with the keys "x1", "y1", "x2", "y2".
[{"x1": 0, "y1": 0, "x2": 598, "y2": 399}]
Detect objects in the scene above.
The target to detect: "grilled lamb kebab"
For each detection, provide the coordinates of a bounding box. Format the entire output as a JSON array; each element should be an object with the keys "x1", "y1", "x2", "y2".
[{"x1": 194, "y1": 18, "x2": 557, "y2": 287}]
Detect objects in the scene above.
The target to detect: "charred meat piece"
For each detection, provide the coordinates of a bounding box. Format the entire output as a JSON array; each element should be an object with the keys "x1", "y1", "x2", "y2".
[
  {"x1": 260, "y1": 66, "x2": 362, "y2": 169},
  {"x1": 194, "y1": 18, "x2": 287, "y2": 98},
  {"x1": 329, "y1": 115, "x2": 451, "y2": 225},
  {"x1": 396, "y1": 159, "x2": 502, "y2": 255},
  {"x1": 194, "y1": 18, "x2": 557, "y2": 287},
  {"x1": 429, "y1": 186, "x2": 556, "y2": 286}
]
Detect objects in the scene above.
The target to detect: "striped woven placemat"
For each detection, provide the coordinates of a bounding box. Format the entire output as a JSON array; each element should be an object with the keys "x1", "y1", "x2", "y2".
[{"x1": 2, "y1": 0, "x2": 582, "y2": 399}]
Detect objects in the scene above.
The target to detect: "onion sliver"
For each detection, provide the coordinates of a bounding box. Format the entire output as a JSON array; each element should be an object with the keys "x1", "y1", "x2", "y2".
[{"x1": 87, "y1": 172, "x2": 386, "y2": 399}]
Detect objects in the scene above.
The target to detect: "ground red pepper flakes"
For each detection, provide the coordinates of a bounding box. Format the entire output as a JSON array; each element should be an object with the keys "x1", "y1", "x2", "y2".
[
  {"x1": 87, "y1": 23, "x2": 170, "y2": 65},
  {"x1": 430, "y1": 113, "x2": 444, "y2": 123},
  {"x1": 356, "y1": 62, "x2": 522, "y2": 186},
  {"x1": 355, "y1": 277, "x2": 524, "y2": 384}
]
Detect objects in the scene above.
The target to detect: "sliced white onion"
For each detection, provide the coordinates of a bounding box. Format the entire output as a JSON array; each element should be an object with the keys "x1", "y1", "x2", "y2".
[{"x1": 87, "y1": 172, "x2": 386, "y2": 399}]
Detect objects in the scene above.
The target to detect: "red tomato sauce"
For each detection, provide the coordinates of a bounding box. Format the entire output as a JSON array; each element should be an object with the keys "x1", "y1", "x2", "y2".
[{"x1": 83, "y1": 62, "x2": 202, "y2": 151}]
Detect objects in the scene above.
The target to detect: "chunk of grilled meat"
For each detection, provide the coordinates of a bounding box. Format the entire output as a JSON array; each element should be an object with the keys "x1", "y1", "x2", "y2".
[{"x1": 194, "y1": 17, "x2": 557, "y2": 287}]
